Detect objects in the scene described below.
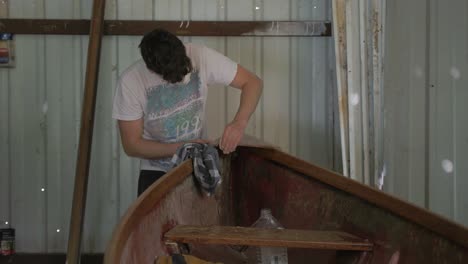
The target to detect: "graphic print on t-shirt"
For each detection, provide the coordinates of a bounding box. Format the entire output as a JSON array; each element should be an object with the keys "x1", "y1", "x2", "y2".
[{"x1": 144, "y1": 71, "x2": 202, "y2": 171}]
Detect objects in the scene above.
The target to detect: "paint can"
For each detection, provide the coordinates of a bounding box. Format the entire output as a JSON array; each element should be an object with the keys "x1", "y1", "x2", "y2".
[
  {"x1": 0, "y1": 33, "x2": 15, "y2": 67},
  {"x1": 0, "y1": 228, "x2": 15, "y2": 256}
]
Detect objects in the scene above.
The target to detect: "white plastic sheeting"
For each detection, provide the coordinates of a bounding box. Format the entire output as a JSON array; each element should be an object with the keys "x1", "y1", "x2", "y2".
[
  {"x1": 0, "y1": 0, "x2": 339, "y2": 252},
  {"x1": 384, "y1": 0, "x2": 468, "y2": 226}
]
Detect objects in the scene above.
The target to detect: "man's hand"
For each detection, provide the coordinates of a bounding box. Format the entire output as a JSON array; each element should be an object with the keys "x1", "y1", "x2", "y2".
[{"x1": 219, "y1": 119, "x2": 247, "y2": 154}]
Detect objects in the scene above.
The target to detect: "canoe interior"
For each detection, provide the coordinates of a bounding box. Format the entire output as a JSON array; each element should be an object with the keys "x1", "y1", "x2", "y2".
[{"x1": 105, "y1": 146, "x2": 468, "y2": 264}]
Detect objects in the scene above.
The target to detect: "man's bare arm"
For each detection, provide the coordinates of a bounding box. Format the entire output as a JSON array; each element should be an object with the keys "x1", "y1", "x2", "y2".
[{"x1": 219, "y1": 65, "x2": 263, "y2": 154}]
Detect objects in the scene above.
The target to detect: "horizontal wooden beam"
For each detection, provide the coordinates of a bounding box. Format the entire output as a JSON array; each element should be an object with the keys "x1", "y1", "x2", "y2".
[{"x1": 0, "y1": 19, "x2": 331, "y2": 36}]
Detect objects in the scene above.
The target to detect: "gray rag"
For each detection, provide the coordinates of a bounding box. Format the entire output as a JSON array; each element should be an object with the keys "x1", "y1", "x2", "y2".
[{"x1": 171, "y1": 143, "x2": 221, "y2": 196}]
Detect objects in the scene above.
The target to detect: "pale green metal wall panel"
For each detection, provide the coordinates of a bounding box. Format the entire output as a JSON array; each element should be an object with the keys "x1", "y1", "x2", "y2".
[
  {"x1": 9, "y1": 35, "x2": 48, "y2": 251},
  {"x1": 0, "y1": 0, "x2": 11, "y2": 250},
  {"x1": 384, "y1": 0, "x2": 429, "y2": 208},
  {"x1": 428, "y1": 0, "x2": 468, "y2": 225},
  {"x1": 43, "y1": 33, "x2": 83, "y2": 251},
  {"x1": 292, "y1": 0, "x2": 335, "y2": 168},
  {"x1": 6, "y1": 0, "x2": 48, "y2": 252},
  {"x1": 262, "y1": 0, "x2": 292, "y2": 152},
  {"x1": 0, "y1": 55, "x2": 10, "y2": 242},
  {"x1": 384, "y1": 0, "x2": 468, "y2": 227},
  {"x1": 43, "y1": 0, "x2": 86, "y2": 253},
  {"x1": 0, "y1": 0, "x2": 338, "y2": 252}
]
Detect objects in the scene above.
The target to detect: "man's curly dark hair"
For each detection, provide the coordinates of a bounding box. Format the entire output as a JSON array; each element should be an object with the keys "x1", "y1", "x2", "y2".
[{"x1": 139, "y1": 28, "x2": 193, "y2": 83}]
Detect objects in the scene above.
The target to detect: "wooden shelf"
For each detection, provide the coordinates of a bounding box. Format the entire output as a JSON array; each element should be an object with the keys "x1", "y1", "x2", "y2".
[{"x1": 165, "y1": 225, "x2": 373, "y2": 251}]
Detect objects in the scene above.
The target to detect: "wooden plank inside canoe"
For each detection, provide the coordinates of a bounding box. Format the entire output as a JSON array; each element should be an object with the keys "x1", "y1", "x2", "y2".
[{"x1": 165, "y1": 225, "x2": 373, "y2": 251}]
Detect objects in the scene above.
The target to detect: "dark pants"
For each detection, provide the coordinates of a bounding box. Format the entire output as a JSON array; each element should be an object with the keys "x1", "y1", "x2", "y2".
[{"x1": 137, "y1": 170, "x2": 166, "y2": 196}]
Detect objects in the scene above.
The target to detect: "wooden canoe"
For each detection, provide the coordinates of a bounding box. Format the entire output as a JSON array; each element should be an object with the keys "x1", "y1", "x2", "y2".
[{"x1": 104, "y1": 145, "x2": 468, "y2": 264}]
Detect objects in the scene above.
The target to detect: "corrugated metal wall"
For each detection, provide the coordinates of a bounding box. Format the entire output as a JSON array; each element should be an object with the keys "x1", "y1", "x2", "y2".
[
  {"x1": 384, "y1": 0, "x2": 468, "y2": 226},
  {"x1": 0, "y1": 0, "x2": 339, "y2": 252}
]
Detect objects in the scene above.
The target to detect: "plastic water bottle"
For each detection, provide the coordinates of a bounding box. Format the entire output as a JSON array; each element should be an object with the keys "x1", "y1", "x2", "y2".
[{"x1": 251, "y1": 209, "x2": 288, "y2": 264}]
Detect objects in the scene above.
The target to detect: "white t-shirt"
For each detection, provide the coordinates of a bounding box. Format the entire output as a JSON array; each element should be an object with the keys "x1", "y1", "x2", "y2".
[{"x1": 112, "y1": 43, "x2": 238, "y2": 172}]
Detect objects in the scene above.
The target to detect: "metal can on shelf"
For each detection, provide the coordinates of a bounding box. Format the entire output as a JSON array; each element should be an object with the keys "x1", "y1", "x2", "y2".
[{"x1": 0, "y1": 228, "x2": 15, "y2": 256}]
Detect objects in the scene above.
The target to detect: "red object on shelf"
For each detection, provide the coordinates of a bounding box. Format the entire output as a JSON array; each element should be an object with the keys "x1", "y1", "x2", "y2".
[
  {"x1": 0, "y1": 47, "x2": 10, "y2": 63},
  {"x1": 0, "y1": 228, "x2": 15, "y2": 256}
]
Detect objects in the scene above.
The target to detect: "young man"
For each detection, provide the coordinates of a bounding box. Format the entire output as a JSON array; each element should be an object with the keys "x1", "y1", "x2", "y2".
[{"x1": 112, "y1": 28, "x2": 263, "y2": 195}]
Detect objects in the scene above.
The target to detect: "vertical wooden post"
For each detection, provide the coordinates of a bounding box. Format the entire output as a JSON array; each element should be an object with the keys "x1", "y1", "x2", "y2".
[
  {"x1": 66, "y1": 0, "x2": 106, "y2": 263},
  {"x1": 346, "y1": 0, "x2": 364, "y2": 182},
  {"x1": 332, "y1": 0, "x2": 350, "y2": 177},
  {"x1": 371, "y1": 0, "x2": 386, "y2": 190},
  {"x1": 359, "y1": 0, "x2": 370, "y2": 185}
]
